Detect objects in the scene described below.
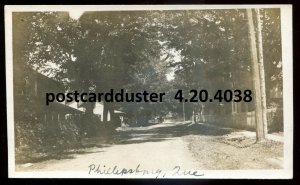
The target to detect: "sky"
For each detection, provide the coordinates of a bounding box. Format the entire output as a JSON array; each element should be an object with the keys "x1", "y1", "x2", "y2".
[{"x1": 68, "y1": 10, "x2": 84, "y2": 20}]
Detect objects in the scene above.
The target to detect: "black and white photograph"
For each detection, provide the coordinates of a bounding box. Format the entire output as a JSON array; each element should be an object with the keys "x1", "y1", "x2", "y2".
[{"x1": 5, "y1": 5, "x2": 293, "y2": 178}]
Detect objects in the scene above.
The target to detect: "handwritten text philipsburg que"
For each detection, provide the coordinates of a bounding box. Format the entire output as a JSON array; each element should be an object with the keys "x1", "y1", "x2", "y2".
[{"x1": 88, "y1": 164, "x2": 204, "y2": 178}]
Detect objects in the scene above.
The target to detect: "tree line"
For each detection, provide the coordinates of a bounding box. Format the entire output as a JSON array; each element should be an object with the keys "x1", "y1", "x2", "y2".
[{"x1": 13, "y1": 9, "x2": 282, "y2": 139}]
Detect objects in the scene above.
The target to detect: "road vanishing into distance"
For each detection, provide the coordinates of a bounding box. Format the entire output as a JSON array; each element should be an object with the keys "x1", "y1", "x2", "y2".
[{"x1": 16, "y1": 121, "x2": 283, "y2": 177}]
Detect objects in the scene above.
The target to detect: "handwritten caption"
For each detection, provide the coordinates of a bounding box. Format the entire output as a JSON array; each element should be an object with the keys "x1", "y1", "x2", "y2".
[{"x1": 88, "y1": 164, "x2": 204, "y2": 178}]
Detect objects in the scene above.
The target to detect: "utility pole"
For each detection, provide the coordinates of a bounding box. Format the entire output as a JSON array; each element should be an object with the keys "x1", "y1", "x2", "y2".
[
  {"x1": 255, "y1": 9, "x2": 268, "y2": 137},
  {"x1": 246, "y1": 9, "x2": 267, "y2": 142}
]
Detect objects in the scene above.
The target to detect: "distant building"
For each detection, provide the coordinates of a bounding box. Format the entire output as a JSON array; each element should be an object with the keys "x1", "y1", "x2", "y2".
[
  {"x1": 196, "y1": 74, "x2": 283, "y2": 132},
  {"x1": 14, "y1": 67, "x2": 85, "y2": 124},
  {"x1": 14, "y1": 66, "x2": 126, "y2": 128}
]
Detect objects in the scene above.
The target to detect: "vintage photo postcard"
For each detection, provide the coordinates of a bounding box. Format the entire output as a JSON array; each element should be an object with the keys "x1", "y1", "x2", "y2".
[{"x1": 5, "y1": 5, "x2": 293, "y2": 179}]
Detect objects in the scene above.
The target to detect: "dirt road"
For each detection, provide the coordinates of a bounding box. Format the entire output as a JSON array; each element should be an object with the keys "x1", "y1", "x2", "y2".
[
  {"x1": 16, "y1": 122, "x2": 199, "y2": 173},
  {"x1": 16, "y1": 122, "x2": 283, "y2": 174}
]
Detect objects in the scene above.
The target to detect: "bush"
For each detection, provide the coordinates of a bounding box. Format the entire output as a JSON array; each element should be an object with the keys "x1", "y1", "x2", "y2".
[{"x1": 15, "y1": 117, "x2": 82, "y2": 163}]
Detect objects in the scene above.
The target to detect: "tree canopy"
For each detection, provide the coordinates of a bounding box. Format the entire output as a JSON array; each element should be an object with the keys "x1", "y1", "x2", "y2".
[{"x1": 14, "y1": 9, "x2": 282, "y2": 123}]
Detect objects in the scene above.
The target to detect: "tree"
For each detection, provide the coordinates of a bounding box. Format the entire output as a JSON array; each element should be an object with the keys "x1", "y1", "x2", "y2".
[
  {"x1": 72, "y1": 11, "x2": 164, "y2": 124},
  {"x1": 255, "y1": 9, "x2": 268, "y2": 138},
  {"x1": 261, "y1": 9, "x2": 283, "y2": 104},
  {"x1": 17, "y1": 11, "x2": 167, "y2": 125},
  {"x1": 159, "y1": 10, "x2": 253, "y2": 120},
  {"x1": 246, "y1": 9, "x2": 267, "y2": 141},
  {"x1": 13, "y1": 12, "x2": 78, "y2": 123},
  {"x1": 17, "y1": 9, "x2": 281, "y2": 131}
]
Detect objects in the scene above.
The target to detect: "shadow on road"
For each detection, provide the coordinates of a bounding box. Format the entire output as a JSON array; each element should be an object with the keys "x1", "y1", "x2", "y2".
[
  {"x1": 18, "y1": 122, "x2": 234, "y2": 165},
  {"x1": 17, "y1": 149, "x2": 105, "y2": 164},
  {"x1": 112, "y1": 122, "x2": 234, "y2": 145}
]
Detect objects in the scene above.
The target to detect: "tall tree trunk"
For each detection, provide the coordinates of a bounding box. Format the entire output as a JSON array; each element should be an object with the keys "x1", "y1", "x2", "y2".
[
  {"x1": 246, "y1": 9, "x2": 266, "y2": 142},
  {"x1": 255, "y1": 8, "x2": 268, "y2": 136}
]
